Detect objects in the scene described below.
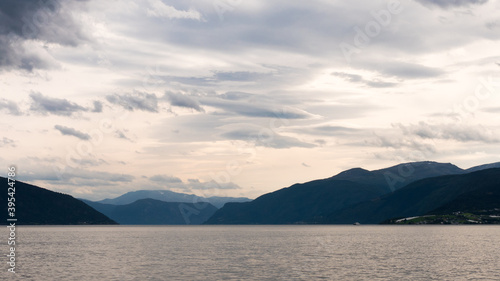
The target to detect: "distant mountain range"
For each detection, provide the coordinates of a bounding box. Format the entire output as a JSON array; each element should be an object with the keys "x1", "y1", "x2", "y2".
[
  {"x1": 95, "y1": 190, "x2": 251, "y2": 208},
  {"x1": 325, "y1": 168, "x2": 500, "y2": 224},
  {"x1": 82, "y1": 198, "x2": 218, "y2": 225},
  {"x1": 3, "y1": 161, "x2": 499, "y2": 225},
  {"x1": 206, "y1": 161, "x2": 500, "y2": 225},
  {"x1": 0, "y1": 177, "x2": 116, "y2": 225}
]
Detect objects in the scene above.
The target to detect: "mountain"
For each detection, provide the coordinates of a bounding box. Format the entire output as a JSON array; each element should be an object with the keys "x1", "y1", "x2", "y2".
[
  {"x1": 334, "y1": 161, "x2": 464, "y2": 191},
  {"x1": 466, "y1": 162, "x2": 500, "y2": 173},
  {"x1": 0, "y1": 177, "x2": 116, "y2": 225},
  {"x1": 205, "y1": 161, "x2": 464, "y2": 224},
  {"x1": 96, "y1": 190, "x2": 251, "y2": 208},
  {"x1": 325, "y1": 168, "x2": 500, "y2": 224},
  {"x1": 82, "y1": 198, "x2": 218, "y2": 225}
]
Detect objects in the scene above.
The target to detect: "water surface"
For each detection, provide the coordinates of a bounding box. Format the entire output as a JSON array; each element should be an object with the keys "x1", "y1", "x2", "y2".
[{"x1": 4, "y1": 225, "x2": 500, "y2": 280}]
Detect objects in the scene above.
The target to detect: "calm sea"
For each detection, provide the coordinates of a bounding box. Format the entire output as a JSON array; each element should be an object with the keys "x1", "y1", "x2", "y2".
[{"x1": 3, "y1": 226, "x2": 500, "y2": 280}]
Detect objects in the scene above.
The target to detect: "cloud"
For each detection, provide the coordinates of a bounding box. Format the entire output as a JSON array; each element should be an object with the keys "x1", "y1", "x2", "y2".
[
  {"x1": 146, "y1": 0, "x2": 202, "y2": 20},
  {"x1": 161, "y1": 71, "x2": 273, "y2": 87},
  {"x1": 69, "y1": 157, "x2": 108, "y2": 167},
  {"x1": 200, "y1": 93, "x2": 315, "y2": 119},
  {"x1": 0, "y1": 137, "x2": 15, "y2": 147},
  {"x1": 92, "y1": 100, "x2": 103, "y2": 113},
  {"x1": 149, "y1": 175, "x2": 183, "y2": 183},
  {"x1": 367, "y1": 131, "x2": 437, "y2": 155},
  {"x1": 30, "y1": 92, "x2": 87, "y2": 116},
  {"x1": 213, "y1": 71, "x2": 268, "y2": 82},
  {"x1": 0, "y1": 98, "x2": 22, "y2": 115},
  {"x1": 397, "y1": 122, "x2": 500, "y2": 143},
  {"x1": 0, "y1": 0, "x2": 89, "y2": 70},
  {"x1": 297, "y1": 125, "x2": 361, "y2": 136},
  {"x1": 164, "y1": 91, "x2": 204, "y2": 112},
  {"x1": 220, "y1": 124, "x2": 315, "y2": 149},
  {"x1": 106, "y1": 92, "x2": 159, "y2": 112},
  {"x1": 414, "y1": 0, "x2": 489, "y2": 8},
  {"x1": 54, "y1": 125, "x2": 91, "y2": 140},
  {"x1": 332, "y1": 72, "x2": 397, "y2": 88},
  {"x1": 115, "y1": 130, "x2": 131, "y2": 141},
  {"x1": 187, "y1": 179, "x2": 241, "y2": 190},
  {"x1": 369, "y1": 62, "x2": 445, "y2": 79},
  {"x1": 482, "y1": 107, "x2": 500, "y2": 113},
  {"x1": 18, "y1": 164, "x2": 135, "y2": 187}
]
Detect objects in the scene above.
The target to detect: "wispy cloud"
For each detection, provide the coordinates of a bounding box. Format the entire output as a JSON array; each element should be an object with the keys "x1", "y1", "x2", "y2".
[
  {"x1": 149, "y1": 175, "x2": 183, "y2": 183},
  {"x1": 0, "y1": 137, "x2": 16, "y2": 147},
  {"x1": 54, "y1": 125, "x2": 91, "y2": 140},
  {"x1": 414, "y1": 0, "x2": 489, "y2": 8},
  {"x1": 106, "y1": 92, "x2": 159, "y2": 112},
  {"x1": 146, "y1": 0, "x2": 202, "y2": 20},
  {"x1": 332, "y1": 72, "x2": 397, "y2": 88},
  {"x1": 0, "y1": 98, "x2": 22, "y2": 115},
  {"x1": 30, "y1": 92, "x2": 87, "y2": 116},
  {"x1": 397, "y1": 122, "x2": 500, "y2": 143},
  {"x1": 220, "y1": 124, "x2": 315, "y2": 149},
  {"x1": 92, "y1": 101, "x2": 103, "y2": 113},
  {"x1": 164, "y1": 91, "x2": 204, "y2": 112}
]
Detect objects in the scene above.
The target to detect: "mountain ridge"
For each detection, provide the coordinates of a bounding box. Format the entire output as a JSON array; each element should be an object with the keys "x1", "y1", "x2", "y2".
[
  {"x1": 82, "y1": 198, "x2": 218, "y2": 225},
  {"x1": 95, "y1": 189, "x2": 251, "y2": 208},
  {"x1": 206, "y1": 161, "x2": 470, "y2": 224},
  {"x1": 0, "y1": 177, "x2": 116, "y2": 225},
  {"x1": 206, "y1": 161, "x2": 499, "y2": 225}
]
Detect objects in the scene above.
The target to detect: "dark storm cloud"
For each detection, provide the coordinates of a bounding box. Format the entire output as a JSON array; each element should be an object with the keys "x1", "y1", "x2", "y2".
[
  {"x1": 414, "y1": 0, "x2": 488, "y2": 8},
  {"x1": 30, "y1": 92, "x2": 87, "y2": 116},
  {"x1": 106, "y1": 92, "x2": 159, "y2": 112},
  {"x1": 0, "y1": 0, "x2": 88, "y2": 70},
  {"x1": 164, "y1": 91, "x2": 204, "y2": 112},
  {"x1": 54, "y1": 125, "x2": 91, "y2": 140}
]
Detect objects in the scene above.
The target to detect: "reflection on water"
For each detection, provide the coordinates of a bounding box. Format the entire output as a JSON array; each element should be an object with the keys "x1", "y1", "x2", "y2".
[{"x1": 7, "y1": 226, "x2": 500, "y2": 280}]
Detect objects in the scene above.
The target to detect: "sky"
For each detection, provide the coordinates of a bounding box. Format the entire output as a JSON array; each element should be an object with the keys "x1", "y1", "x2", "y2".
[{"x1": 1, "y1": 0, "x2": 499, "y2": 200}]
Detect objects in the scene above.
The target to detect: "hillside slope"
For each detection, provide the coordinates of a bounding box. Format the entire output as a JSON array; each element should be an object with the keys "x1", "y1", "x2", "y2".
[
  {"x1": 326, "y1": 168, "x2": 500, "y2": 224},
  {"x1": 83, "y1": 198, "x2": 217, "y2": 225},
  {"x1": 205, "y1": 162, "x2": 464, "y2": 224},
  {"x1": 0, "y1": 177, "x2": 116, "y2": 225}
]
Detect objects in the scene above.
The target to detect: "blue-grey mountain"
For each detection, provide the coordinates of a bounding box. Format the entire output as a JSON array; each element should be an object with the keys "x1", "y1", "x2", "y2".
[
  {"x1": 96, "y1": 190, "x2": 251, "y2": 208},
  {"x1": 82, "y1": 198, "x2": 217, "y2": 225},
  {"x1": 328, "y1": 168, "x2": 500, "y2": 224},
  {"x1": 205, "y1": 161, "x2": 468, "y2": 224}
]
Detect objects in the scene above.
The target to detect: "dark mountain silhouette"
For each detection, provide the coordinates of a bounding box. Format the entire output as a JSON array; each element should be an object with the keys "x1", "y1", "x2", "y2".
[
  {"x1": 334, "y1": 161, "x2": 464, "y2": 191},
  {"x1": 82, "y1": 198, "x2": 218, "y2": 225},
  {"x1": 0, "y1": 177, "x2": 116, "y2": 225},
  {"x1": 205, "y1": 161, "x2": 466, "y2": 224},
  {"x1": 426, "y1": 176, "x2": 500, "y2": 215},
  {"x1": 466, "y1": 162, "x2": 500, "y2": 173},
  {"x1": 96, "y1": 190, "x2": 251, "y2": 208},
  {"x1": 325, "y1": 168, "x2": 500, "y2": 224}
]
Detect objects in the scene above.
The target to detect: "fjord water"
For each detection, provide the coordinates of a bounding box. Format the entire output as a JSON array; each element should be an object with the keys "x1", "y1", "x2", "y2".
[{"x1": 7, "y1": 226, "x2": 500, "y2": 280}]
